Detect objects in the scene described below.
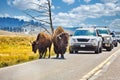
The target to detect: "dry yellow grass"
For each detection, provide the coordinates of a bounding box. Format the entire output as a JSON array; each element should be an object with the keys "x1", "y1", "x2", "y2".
[{"x1": 0, "y1": 36, "x2": 39, "y2": 68}]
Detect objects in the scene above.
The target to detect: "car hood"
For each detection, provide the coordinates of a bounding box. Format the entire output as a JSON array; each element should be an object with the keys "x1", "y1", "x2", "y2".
[
  {"x1": 70, "y1": 36, "x2": 97, "y2": 39},
  {"x1": 100, "y1": 34, "x2": 111, "y2": 37}
]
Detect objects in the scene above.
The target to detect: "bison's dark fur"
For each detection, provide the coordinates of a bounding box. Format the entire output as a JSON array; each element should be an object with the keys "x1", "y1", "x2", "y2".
[
  {"x1": 32, "y1": 32, "x2": 52, "y2": 59},
  {"x1": 53, "y1": 26, "x2": 69, "y2": 59}
]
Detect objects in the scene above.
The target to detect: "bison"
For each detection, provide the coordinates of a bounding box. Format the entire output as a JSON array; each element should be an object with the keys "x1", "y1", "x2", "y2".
[
  {"x1": 53, "y1": 26, "x2": 69, "y2": 59},
  {"x1": 32, "y1": 32, "x2": 52, "y2": 59}
]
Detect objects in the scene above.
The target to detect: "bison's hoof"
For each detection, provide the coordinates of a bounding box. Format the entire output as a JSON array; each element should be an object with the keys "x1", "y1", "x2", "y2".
[{"x1": 61, "y1": 56, "x2": 64, "y2": 59}]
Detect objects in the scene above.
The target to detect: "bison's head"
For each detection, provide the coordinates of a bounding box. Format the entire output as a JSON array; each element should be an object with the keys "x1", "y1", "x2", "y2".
[
  {"x1": 57, "y1": 32, "x2": 69, "y2": 47},
  {"x1": 32, "y1": 41, "x2": 38, "y2": 53}
]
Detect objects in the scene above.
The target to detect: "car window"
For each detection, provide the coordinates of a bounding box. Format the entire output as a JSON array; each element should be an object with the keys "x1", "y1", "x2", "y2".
[
  {"x1": 97, "y1": 29, "x2": 109, "y2": 35},
  {"x1": 74, "y1": 30, "x2": 96, "y2": 36}
]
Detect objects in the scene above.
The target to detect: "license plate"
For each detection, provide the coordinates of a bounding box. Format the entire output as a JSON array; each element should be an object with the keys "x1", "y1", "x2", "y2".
[{"x1": 80, "y1": 45, "x2": 85, "y2": 47}]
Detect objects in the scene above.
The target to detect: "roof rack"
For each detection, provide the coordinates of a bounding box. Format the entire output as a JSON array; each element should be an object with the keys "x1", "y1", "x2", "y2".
[{"x1": 91, "y1": 26, "x2": 109, "y2": 28}]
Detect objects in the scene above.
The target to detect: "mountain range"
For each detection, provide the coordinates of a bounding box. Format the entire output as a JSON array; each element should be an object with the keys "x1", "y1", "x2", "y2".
[{"x1": 0, "y1": 17, "x2": 40, "y2": 32}]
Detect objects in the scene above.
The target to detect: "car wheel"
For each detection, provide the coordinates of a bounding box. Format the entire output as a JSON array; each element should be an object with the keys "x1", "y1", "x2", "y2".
[
  {"x1": 106, "y1": 44, "x2": 112, "y2": 51},
  {"x1": 69, "y1": 46, "x2": 74, "y2": 54},
  {"x1": 69, "y1": 50, "x2": 73, "y2": 54},
  {"x1": 99, "y1": 46, "x2": 102, "y2": 53},
  {"x1": 75, "y1": 51, "x2": 78, "y2": 53},
  {"x1": 114, "y1": 43, "x2": 118, "y2": 47},
  {"x1": 95, "y1": 46, "x2": 99, "y2": 54}
]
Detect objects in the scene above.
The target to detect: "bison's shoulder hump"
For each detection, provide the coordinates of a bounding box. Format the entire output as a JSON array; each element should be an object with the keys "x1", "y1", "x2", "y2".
[
  {"x1": 53, "y1": 26, "x2": 65, "y2": 36},
  {"x1": 36, "y1": 32, "x2": 51, "y2": 41}
]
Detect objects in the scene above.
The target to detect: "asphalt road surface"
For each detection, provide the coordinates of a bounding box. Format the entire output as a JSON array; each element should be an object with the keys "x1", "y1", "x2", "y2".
[{"x1": 0, "y1": 45, "x2": 120, "y2": 80}]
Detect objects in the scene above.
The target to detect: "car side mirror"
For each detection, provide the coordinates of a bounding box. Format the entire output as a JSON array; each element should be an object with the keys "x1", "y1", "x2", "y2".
[
  {"x1": 110, "y1": 33, "x2": 115, "y2": 37},
  {"x1": 110, "y1": 32, "x2": 113, "y2": 35},
  {"x1": 69, "y1": 34, "x2": 73, "y2": 36}
]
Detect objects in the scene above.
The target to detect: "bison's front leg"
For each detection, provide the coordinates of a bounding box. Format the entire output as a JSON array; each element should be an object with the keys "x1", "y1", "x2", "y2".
[
  {"x1": 61, "y1": 54, "x2": 64, "y2": 59},
  {"x1": 39, "y1": 54, "x2": 42, "y2": 59},
  {"x1": 48, "y1": 45, "x2": 52, "y2": 58},
  {"x1": 43, "y1": 49, "x2": 47, "y2": 58},
  {"x1": 38, "y1": 50, "x2": 42, "y2": 59},
  {"x1": 61, "y1": 48, "x2": 66, "y2": 59},
  {"x1": 54, "y1": 45, "x2": 59, "y2": 58},
  {"x1": 56, "y1": 54, "x2": 59, "y2": 58}
]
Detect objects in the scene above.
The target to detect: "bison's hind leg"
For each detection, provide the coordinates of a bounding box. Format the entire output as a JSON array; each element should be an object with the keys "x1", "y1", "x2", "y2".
[
  {"x1": 48, "y1": 45, "x2": 52, "y2": 58},
  {"x1": 61, "y1": 54, "x2": 64, "y2": 59},
  {"x1": 56, "y1": 54, "x2": 59, "y2": 58},
  {"x1": 43, "y1": 49, "x2": 47, "y2": 58},
  {"x1": 38, "y1": 50, "x2": 44, "y2": 59},
  {"x1": 39, "y1": 54, "x2": 42, "y2": 59}
]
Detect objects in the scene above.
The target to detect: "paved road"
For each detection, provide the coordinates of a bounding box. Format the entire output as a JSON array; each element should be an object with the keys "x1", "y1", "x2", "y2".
[
  {"x1": 95, "y1": 52, "x2": 120, "y2": 80},
  {"x1": 0, "y1": 45, "x2": 120, "y2": 80}
]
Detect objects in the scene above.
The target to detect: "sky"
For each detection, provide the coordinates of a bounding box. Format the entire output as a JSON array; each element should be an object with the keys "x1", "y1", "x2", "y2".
[{"x1": 0, "y1": 0, "x2": 120, "y2": 29}]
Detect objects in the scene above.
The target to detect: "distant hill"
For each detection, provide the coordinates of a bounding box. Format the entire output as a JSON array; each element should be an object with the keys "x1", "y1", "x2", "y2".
[{"x1": 0, "y1": 17, "x2": 40, "y2": 32}]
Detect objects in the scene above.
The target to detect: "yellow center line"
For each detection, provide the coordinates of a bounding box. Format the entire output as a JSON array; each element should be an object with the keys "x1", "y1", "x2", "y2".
[{"x1": 80, "y1": 49, "x2": 120, "y2": 80}]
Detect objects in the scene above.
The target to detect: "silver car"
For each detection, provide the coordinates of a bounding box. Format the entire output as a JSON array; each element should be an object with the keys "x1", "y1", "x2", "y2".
[{"x1": 69, "y1": 28, "x2": 102, "y2": 54}]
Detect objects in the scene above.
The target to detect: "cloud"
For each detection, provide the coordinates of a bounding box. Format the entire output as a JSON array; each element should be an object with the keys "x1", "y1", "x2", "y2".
[
  {"x1": 53, "y1": 12, "x2": 85, "y2": 27},
  {"x1": 62, "y1": 0, "x2": 75, "y2": 5},
  {"x1": 101, "y1": 0, "x2": 119, "y2": 3},
  {"x1": 7, "y1": 0, "x2": 120, "y2": 27},
  {"x1": 53, "y1": 1, "x2": 120, "y2": 27},
  {"x1": 13, "y1": 16, "x2": 31, "y2": 21},
  {"x1": 109, "y1": 19, "x2": 120, "y2": 29},
  {"x1": 51, "y1": 5, "x2": 55, "y2": 10},
  {"x1": 0, "y1": 13, "x2": 31, "y2": 21},
  {"x1": 71, "y1": 3, "x2": 120, "y2": 18},
  {"x1": 84, "y1": 0, "x2": 91, "y2": 3},
  {"x1": 0, "y1": 13, "x2": 10, "y2": 17},
  {"x1": 8, "y1": 0, "x2": 48, "y2": 10}
]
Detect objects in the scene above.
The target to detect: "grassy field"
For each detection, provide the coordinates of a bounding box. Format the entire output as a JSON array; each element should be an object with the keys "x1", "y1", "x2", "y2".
[{"x1": 0, "y1": 36, "x2": 55, "y2": 68}]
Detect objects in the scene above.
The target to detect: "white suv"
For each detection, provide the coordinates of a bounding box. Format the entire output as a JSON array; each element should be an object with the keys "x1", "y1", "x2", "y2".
[
  {"x1": 96, "y1": 28, "x2": 113, "y2": 51},
  {"x1": 69, "y1": 28, "x2": 102, "y2": 53}
]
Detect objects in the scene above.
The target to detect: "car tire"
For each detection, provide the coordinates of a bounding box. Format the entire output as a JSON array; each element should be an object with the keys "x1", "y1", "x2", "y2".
[
  {"x1": 106, "y1": 44, "x2": 112, "y2": 51},
  {"x1": 114, "y1": 43, "x2": 118, "y2": 47},
  {"x1": 95, "y1": 46, "x2": 99, "y2": 54},
  {"x1": 75, "y1": 51, "x2": 78, "y2": 53},
  {"x1": 69, "y1": 50, "x2": 73, "y2": 54},
  {"x1": 69, "y1": 47, "x2": 73, "y2": 54},
  {"x1": 99, "y1": 46, "x2": 102, "y2": 53}
]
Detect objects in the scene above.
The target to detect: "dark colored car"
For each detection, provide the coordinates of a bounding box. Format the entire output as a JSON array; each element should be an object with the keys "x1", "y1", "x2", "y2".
[
  {"x1": 116, "y1": 35, "x2": 120, "y2": 43},
  {"x1": 111, "y1": 32, "x2": 118, "y2": 47}
]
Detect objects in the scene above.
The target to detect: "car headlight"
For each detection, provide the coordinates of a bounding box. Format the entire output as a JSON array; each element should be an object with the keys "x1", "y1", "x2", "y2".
[
  {"x1": 106, "y1": 37, "x2": 110, "y2": 40},
  {"x1": 70, "y1": 38, "x2": 77, "y2": 45},
  {"x1": 113, "y1": 38, "x2": 116, "y2": 40},
  {"x1": 72, "y1": 39, "x2": 77, "y2": 42},
  {"x1": 90, "y1": 39, "x2": 97, "y2": 43},
  {"x1": 90, "y1": 39, "x2": 97, "y2": 46}
]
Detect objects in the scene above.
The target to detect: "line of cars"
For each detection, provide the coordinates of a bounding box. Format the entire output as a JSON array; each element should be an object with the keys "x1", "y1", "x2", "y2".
[
  {"x1": 116, "y1": 35, "x2": 120, "y2": 43},
  {"x1": 69, "y1": 27, "x2": 119, "y2": 54}
]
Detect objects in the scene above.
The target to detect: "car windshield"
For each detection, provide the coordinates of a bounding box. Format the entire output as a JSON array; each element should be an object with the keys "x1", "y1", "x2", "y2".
[
  {"x1": 74, "y1": 29, "x2": 96, "y2": 36},
  {"x1": 97, "y1": 29, "x2": 109, "y2": 35},
  {"x1": 116, "y1": 35, "x2": 120, "y2": 38}
]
